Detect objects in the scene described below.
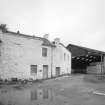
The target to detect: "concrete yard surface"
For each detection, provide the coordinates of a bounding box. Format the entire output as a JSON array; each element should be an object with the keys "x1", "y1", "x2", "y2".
[{"x1": 0, "y1": 75, "x2": 105, "y2": 105}]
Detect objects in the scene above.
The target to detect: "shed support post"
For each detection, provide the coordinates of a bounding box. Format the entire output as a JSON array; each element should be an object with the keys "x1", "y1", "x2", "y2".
[{"x1": 101, "y1": 54, "x2": 103, "y2": 75}]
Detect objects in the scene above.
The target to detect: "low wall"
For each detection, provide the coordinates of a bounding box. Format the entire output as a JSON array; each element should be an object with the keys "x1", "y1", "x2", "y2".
[{"x1": 87, "y1": 62, "x2": 104, "y2": 74}]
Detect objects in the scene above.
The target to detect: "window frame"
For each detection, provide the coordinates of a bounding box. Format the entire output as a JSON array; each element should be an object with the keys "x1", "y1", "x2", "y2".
[
  {"x1": 42, "y1": 47, "x2": 47, "y2": 57},
  {"x1": 64, "y1": 53, "x2": 66, "y2": 61},
  {"x1": 30, "y1": 65, "x2": 37, "y2": 74}
]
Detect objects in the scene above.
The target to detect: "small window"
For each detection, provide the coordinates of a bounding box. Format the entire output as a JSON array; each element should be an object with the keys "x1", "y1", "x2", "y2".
[
  {"x1": 64, "y1": 53, "x2": 66, "y2": 61},
  {"x1": 31, "y1": 65, "x2": 37, "y2": 74},
  {"x1": 68, "y1": 55, "x2": 69, "y2": 62},
  {"x1": 42, "y1": 48, "x2": 47, "y2": 57}
]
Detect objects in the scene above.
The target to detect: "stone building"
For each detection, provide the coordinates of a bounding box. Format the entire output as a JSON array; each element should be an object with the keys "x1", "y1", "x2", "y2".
[{"x1": 0, "y1": 28, "x2": 71, "y2": 80}]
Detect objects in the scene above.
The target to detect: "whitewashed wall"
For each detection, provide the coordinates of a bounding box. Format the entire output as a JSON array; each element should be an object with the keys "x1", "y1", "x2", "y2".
[
  {"x1": 0, "y1": 30, "x2": 71, "y2": 80},
  {"x1": 0, "y1": 31, "x2": 52, "y2": 79},
  {"x1": 52, "y1": 44, "x2": 71, "y2": 76}
]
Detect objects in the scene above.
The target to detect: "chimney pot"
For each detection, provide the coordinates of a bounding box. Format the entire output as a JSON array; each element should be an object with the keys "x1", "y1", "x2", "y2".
[
  {"x1": 54, "y1": 38, "x2": 60, "y2": 45},
  {"x1": 43, "y1": 34, "x2": 49, "y2": 39},
  {"x1": 17, "y1": 31, "x2": 20, "y2": 34}
]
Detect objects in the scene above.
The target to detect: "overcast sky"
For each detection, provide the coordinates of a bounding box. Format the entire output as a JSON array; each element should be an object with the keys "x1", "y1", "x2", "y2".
[{"x1": 0, "y1": 0, "x2": 105, "y2": 51}]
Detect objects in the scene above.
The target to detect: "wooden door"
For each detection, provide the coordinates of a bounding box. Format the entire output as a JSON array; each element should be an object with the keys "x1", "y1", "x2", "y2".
[
  {"x1": 43, "y1": 65, "x2": 48, "y2": 79},
  {"x1": 56, "y1": 67, "x2": 60, "y2": 76}
]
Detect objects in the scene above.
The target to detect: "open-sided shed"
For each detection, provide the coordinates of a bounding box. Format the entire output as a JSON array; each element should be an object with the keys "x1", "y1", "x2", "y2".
[{"x1": 67, "y1": 44, "x2": 105, "y2": 74}]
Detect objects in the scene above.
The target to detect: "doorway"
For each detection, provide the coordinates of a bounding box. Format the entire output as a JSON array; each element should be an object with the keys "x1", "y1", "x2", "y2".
[
  {"x1": 56, "y1": 67, "x2": 60, "y2": 76},
  {"x1": 43, "y1": 65, "x2": 48, "y2": 79}
]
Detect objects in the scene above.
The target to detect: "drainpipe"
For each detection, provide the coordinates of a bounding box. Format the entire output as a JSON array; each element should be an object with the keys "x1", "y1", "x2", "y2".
[
  {"x1": 100, "y1": 54, "x2": 103, "y2": 75},
  {"x1": 51, "y1": 47, "x2": 53, "y2": 78}
]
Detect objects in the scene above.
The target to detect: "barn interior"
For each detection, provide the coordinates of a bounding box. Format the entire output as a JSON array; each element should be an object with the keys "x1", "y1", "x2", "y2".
[{"x1": 72, "y1": 54, "x2": 102, "y2": 73}]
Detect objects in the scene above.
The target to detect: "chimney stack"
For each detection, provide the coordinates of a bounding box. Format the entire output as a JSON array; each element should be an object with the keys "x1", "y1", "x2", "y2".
[
  {"x1": 54, "y1": 38, "x2": 60, "y2": 45},
  {"x1": 17, "y1": 30, "x2": 20, "y2": 34},
  {"x1": 43, "y1": 34, "x2": 49, "y2": 40}
]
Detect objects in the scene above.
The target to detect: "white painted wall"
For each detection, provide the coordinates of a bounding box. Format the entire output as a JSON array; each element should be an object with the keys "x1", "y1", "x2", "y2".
[
  {"x1": 0, "y1": 30, "x2": 71, "y2": 80},
  {"x1": 52, "y1": 44, "x2": 71, "y2": 77},
  {"x1": 0, "y1": 31, "x2": 52, "y2": 79}
]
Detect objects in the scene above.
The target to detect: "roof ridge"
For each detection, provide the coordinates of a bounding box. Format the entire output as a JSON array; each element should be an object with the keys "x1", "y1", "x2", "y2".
[
  {"x1": 2, "y1": 30, "x2": 55, "y2": 47},
  {"x1": 67, "y1": 43, "x2": 105, "y2": 54}
]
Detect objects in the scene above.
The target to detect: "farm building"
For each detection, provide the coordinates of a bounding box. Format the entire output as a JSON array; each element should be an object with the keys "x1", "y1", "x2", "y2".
[
  {"x1": 67, "y1": 44, "x2": 105, "y2": 74},
  {"x1": 0, "y1": 26, "x2": 71, "y2": 80}
]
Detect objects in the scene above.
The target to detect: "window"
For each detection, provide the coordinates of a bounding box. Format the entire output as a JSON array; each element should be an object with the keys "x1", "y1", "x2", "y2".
[
  {"x1": 42, "y1": 48, "x2": 47, "y2": 57},
  {"x1": 64, "y1": 53, "x2": 66, "y2": 61},
  {"x1": 68, "y1": 54, "x2": 69, "y2": 61},
  {"x1": 31, "y1": 65, "x2": 37, "y2": 74}
]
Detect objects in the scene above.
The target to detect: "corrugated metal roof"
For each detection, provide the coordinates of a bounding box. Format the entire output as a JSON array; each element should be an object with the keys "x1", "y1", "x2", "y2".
[{"x1": 67, "y1": 44, "x2": 105, "y2": 55}]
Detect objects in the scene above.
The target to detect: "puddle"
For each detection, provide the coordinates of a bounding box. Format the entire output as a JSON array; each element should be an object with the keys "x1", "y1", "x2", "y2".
[
  {"x1": 1, "y1": 76, "x2": 105, "y2": 105},
  {"x1": 0, "y1": 85, "x2": 66, "y2": 105}
]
